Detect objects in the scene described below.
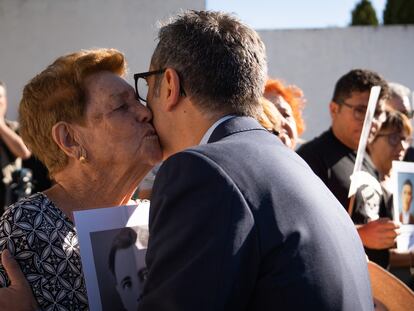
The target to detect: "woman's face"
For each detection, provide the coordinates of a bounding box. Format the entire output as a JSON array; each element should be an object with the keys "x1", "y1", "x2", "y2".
[
  {"x1": 77, "y1": 71, "x2": 162, "y2": 172},
  {"x1": 369, "y1": 128, "x2": 410, "y2": 175},
  {"x1": 264, "y1": 91, "x2": 298, "y2": 149}
]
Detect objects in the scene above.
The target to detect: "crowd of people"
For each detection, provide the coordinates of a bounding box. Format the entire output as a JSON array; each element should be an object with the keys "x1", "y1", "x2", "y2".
[{"x1": 0, "y1": 9, "x2": 412, "y2": 310}]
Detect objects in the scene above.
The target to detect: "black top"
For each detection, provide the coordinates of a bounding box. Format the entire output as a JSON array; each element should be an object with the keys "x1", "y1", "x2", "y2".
[
  {"x1": 0, "y1": 121, "x2": 19, "y2": 212},
  {"x1": 403, "y1": 146, "x2": 414, "y2": 162},
  {"x1": 297, "y1": 128, "x2": 392, "y2": 267}
]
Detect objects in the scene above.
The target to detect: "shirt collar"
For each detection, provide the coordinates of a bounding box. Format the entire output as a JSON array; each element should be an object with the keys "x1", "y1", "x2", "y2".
[{"x1": 199, "y1": 115, "x2": 235, "y2": 145}]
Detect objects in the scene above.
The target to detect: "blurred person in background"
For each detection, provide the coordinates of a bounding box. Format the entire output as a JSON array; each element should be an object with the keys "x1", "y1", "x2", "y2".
[
  {"x1": 263, "y1": 78, "x2": 306, "y2": 149},
  {"x1": 297, "y1": 69, "x2": 398, "y2": 268},
  {"x1": 367, "y1": 110, "x2": 414, "y2": 288},
  {"x1": 385, "y1": 82, "x2": 414, "y2": 163},
  {"x1": 386, "y1": 82, "x2": 412, "y2": 117},
  {"x1": 0, "y1": 81, "x2": 31, "y2": 212},
  {"x1": 257, "y1": 97, "x2": 283, "y2": 136},
  {"x1": 367, "y1": 110, "x2": 412, "y2": 192}
]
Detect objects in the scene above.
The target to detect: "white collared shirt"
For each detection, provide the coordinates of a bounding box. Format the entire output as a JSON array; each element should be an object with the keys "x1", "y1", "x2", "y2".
[{"x1": 199, "y1": 115, "x2": 235, "y2": 145}]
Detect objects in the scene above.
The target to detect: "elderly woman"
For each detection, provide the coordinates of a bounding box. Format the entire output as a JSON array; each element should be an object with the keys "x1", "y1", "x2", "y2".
[
  {"x1": 0, "y1": 48, "x2": 161, "y2": 310},
  {"x1": 263, "y1": 78, "x2": 306, "y2": 149}
]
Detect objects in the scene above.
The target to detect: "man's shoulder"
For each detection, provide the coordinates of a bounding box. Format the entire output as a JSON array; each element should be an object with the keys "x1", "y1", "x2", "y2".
[{"x1": 297, "y1": 129, "x2": 333, "y2": 153}]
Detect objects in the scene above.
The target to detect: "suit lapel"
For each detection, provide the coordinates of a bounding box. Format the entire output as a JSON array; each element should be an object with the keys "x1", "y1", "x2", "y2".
[{"x1": 207, "y1": 116, "x2": 267, "y2": 143}]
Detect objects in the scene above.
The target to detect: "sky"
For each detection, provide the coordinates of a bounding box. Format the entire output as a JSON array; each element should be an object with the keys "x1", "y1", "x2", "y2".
[{"x1": 206, "y1": 0, "x2": 387, "y2": 30}]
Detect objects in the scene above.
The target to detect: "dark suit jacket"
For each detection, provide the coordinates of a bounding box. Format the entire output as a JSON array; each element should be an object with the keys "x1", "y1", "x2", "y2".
[{"x1": 139, "y1": 117, "x2": 373, "y2": 311}]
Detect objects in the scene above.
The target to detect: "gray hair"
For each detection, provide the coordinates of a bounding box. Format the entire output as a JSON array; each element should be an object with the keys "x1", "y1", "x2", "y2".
[
  {"x1": 151, "y1": 10, "x2": 267, "y2": 117},
  {"x1": 388, "y1": 82, "x2": 412, "y2": 114}
]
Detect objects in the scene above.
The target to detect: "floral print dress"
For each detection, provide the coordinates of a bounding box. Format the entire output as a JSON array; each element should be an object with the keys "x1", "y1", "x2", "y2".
[{"x1": 0, "y1": 193, "x2": 88, "y2": 310}]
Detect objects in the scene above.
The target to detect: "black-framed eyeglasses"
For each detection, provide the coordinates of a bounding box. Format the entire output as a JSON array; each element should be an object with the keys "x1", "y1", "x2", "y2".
[
  {"x1": 340, "y1": 101, "x2": 386, "y2": 123},
  {"x1": 375, "y1": 132, "x2": 413, "y2": 147},
  {"x1": 133, "y1": 69, "x2": 186, "y2": 103},
  {"x1": 133, "y1": 69, "x2": 165, "y2": 103}
]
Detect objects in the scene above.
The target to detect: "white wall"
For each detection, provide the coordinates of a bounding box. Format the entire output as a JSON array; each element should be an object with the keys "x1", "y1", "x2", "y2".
[
  {"x1": 1, "y1": 2, "x2": 413, "y2": 142},
  {"x1": 259, "y1": 26, "x2": 414, "y2": 141},
  {"x1": 0, "y1": 0, "x2": 204, "y2": 120}
]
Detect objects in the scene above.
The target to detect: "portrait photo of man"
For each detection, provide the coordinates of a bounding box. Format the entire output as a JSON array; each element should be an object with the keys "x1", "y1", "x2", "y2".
[
  {"x1": 90, "y1": 226, "x2": 148, "y2": 311},
  {"x1": 400, "y1": 178, "x2": 414, "y2": 224}
]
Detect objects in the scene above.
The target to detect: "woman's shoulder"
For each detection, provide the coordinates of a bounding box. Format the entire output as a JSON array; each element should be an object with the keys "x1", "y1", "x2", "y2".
[
  {"x1": 1, "y1": 192, "x2": 54, "y2": 220},
  {"x1": 0, "y1": 192, "x2": 67, "y2": 236}
]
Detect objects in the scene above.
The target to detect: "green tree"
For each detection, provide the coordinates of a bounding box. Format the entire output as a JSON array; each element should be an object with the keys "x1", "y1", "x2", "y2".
[
  {"x1": 351, "y1": 0, "x2": 379, "y2": 26},
  {"x1": 383, "y1": 0, "x2": 414, "y2": 24}
]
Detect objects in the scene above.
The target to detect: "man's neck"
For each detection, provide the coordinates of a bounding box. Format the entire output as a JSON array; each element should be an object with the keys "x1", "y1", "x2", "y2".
[
  {"x1": 163, "y1": 108, "x2": 228, "y2": 159},
  {"x1": 331, "y1": 126, "x2": 357, "y2": 151}
]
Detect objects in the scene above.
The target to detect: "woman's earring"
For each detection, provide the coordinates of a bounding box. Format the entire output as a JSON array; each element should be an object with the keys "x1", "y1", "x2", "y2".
[{"x1": 79, "y1": 149, "x2": 87, "y2": 164}]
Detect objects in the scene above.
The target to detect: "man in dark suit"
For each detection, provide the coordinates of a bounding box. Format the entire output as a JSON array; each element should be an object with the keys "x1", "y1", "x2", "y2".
[{"x1": 136, "y1": 10, "x2": 373, "y2": 310}]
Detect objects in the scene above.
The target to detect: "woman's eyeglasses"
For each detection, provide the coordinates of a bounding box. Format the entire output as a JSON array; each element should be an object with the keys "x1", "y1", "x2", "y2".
[{"x1": 375, "y1": 132, "x2": 412, "y2": 147}]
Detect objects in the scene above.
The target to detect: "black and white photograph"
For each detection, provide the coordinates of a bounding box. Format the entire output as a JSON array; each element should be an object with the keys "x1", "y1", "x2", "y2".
[
  {"x1": 392, "y1": 161, "x2": 414, "y2": 251},
  {"x1": 74, "y1": 202, "x2": 150, "y2": 311}
]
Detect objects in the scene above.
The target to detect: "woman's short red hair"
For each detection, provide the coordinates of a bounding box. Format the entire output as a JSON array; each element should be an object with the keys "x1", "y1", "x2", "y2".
[{"x1": 264, "y1": 79, "x2": 306, "y2": 136}]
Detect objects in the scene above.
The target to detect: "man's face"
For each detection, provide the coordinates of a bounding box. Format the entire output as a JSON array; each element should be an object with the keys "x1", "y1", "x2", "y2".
[
  {"x1": 114, "y1": 245, "x2": 146, "y2": 311},
  {"x1": 402, "y1": 184, "x2": 413, "y2": 212},
  {"x1": 331, "y1": 91, "x2": 385, "y2": 150}
]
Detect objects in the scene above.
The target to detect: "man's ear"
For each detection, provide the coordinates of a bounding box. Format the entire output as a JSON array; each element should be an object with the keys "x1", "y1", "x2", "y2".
[
  {"x1": 162, "y1": 68, "x2": 182, "y2": 112},
  {"x1": 329, "y1": 101, "x2": 340, "y2": 119},
  {"x1": 51, "y1": 122, "x2": 82, "y2": 159}
]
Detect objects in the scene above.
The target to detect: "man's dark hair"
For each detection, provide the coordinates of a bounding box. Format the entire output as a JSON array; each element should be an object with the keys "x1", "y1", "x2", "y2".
[
  {"x1": 403, "y1": 179, "x2": 412, "y2": 189},
  {"x1": 108, "y1": 227, "x2": 137, "y2": 276},
  {"x1": 331, "y1": 69, "x2": 389, "y2": 104},
  {"x1": 0, "y1": 81, "x2": 5, "y2": 88},
  {"x1": 151, "y1": 10, "x2": 267, "y2": 117}
]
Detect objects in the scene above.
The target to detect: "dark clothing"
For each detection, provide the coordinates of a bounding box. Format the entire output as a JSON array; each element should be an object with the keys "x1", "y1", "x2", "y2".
[
  {"x1": 297, "y1": 128, "x2": 392, "y2": 267},
  {"x1": 22, "y1": 156, "x2": 52, "y2": 193},
  {"x1": 403, "y1": 146, "x2": 414, "y2": 162},
  {"x1": 0, "y1": 193, "x2": 88, "y2": 310},
  {"x1": 139, "y1": 117, "x2": 373, "y2": 311},
  {"x1": 0, "y1": 121, "x2": 19, "y2": 212}
]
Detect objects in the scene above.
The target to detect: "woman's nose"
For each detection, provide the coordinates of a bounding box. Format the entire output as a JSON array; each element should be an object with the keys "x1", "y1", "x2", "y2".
[{"x1": 135, "y1": 102, "x2": 152, "y2": 122}]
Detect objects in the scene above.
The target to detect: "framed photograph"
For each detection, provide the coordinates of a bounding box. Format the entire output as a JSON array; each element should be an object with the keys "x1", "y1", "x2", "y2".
[
  {"x1": 74, "y1": 201, "x2": 150, "y2": 311},
  {"x1": 391, "y1": 161, "x2": 414, "y2": 251}
]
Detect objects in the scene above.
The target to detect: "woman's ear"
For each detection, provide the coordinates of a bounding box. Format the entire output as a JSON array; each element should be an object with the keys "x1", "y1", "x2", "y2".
[
  {"x1": 51, "y1": 122, "x2": 82, "y2": 159},
  {"x1": 163, "y1": 68, "x2": 182, "y2": 112}
]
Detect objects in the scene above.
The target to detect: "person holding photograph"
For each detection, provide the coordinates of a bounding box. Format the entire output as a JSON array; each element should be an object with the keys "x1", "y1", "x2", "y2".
[
  {"x1": 367, "y1": 110, "x2": 412, "y2": 192},
  {"x1": 367, "y1": 110, "x2": 414, "y2": 288},
  {"x1": 400, "y1": 179, "x2": 414, "y2": 224},
  {"x1": 0, "y1": 48, "x2": 161, "y2": 310},
  {"x1": 297, "y1": 69, "x2": 400, "y2": 268}
]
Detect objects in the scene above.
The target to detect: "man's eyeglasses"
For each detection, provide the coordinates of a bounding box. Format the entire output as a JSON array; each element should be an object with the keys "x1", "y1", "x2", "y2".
[
  {"x1": 375, "y1": 132, "x2": 413, "y2": 147},
  {"x1": 340, "y1": 102, "x2": 386, "y2": 123},
  {"x1": 133, "y1": 69, "x2": 186, "y2": 103},
  {"x1": 133, "y1": 69, "x2": 165, "y2": 103}
]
